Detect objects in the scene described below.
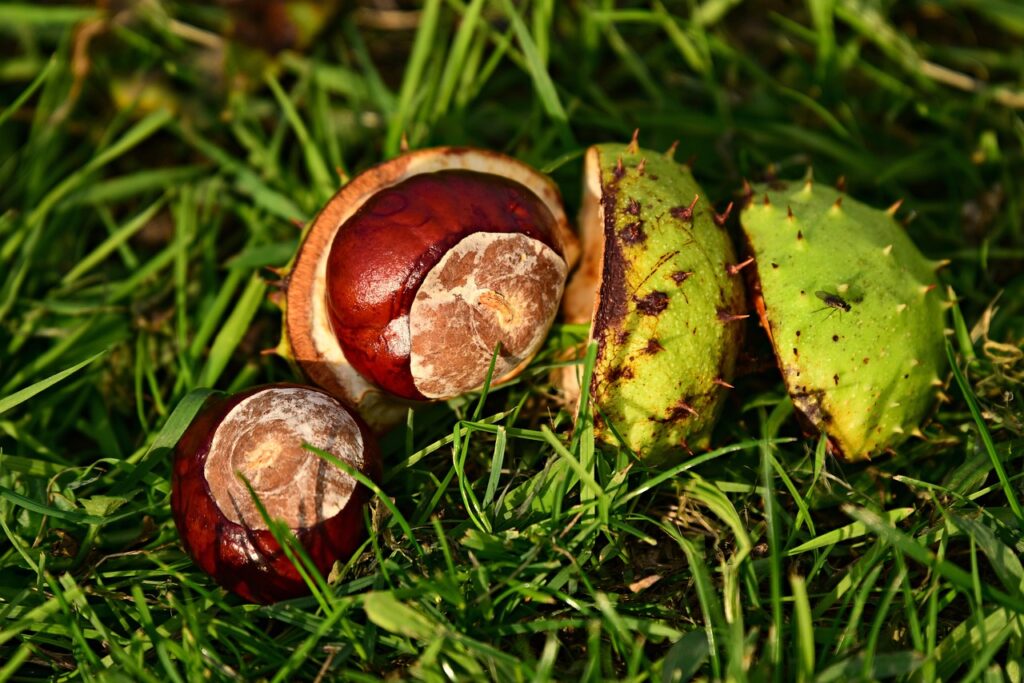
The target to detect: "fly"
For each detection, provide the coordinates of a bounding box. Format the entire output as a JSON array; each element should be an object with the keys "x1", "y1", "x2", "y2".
[{"x1": 815, "y1": 290, "x2": 851, "y2": 313}]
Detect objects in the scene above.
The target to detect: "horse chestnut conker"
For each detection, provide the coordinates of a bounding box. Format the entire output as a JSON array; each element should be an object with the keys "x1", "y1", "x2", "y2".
[
  {"x1": 281, "y1": 148, "x2": 579, "y2": 429},
  {"x1": 171, "y1": 384, "x2": 379, "y2": 603}
]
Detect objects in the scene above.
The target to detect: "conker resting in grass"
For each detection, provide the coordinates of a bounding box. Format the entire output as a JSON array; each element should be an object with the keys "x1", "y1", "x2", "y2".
[
  {"x1": 279, "y1": 147, "x2": 579, "y2": 430},
  {"x1": 171, "y1": 384, "x2": 379, "y2": 603}
]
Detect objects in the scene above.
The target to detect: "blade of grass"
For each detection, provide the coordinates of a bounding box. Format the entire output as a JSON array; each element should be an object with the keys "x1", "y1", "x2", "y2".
[
  {"x1": 129, "y1": 584, "x2": 184, "y2": 683},
  {"x1": 195, "y1": 274, "x2": 267, "y2": 389},
  {"x1": 790, "y1": 574, "x2": 814, "y2": 683},
  {"x1": 540, "y1": 424, "x2": 608, "y2": 522},
  {"x1": 664, "y1": 526, "x2": 724, "y2": 679},
  {"x1": 0, "y1": 641, "x2": 32, "y2": 681},
  {"x1": 0, "y1": 4, "x2": 98, "y2": 25},
  {"x1": 946, "y1": 340, "x2": 1024, "y2": 525},
  {"x1": 264, "y1": 72, "x2": 334, "y2": 201},
  {"x1": 787, "y1": 508, "x2": 915, "y2": 555},
  {"x1": 61, "y1": 197, "x2": 166, "y2": 286},
  {"x1": 453, "y1": 422, "x2": 491, "y2": 533},
  {"x1": 238, "y1": 474, "x2": 336, "y2": 614},
  {"x1": 843, "y1": 505, "x2": 1024, "y2": 613},
  {"x1": 761, "y1": 408, "x2": 784, "y2": 681},
  {"x1": 385, "y1": 0, "x2": 443, "y2": 155},
  {"x1": 0, "y1": 56, "x2": 56, "y2": 129},
  {"x1": 0, "y1": 350, "x2": 104, "y2": 417},
  {"x1": 481, "y1": 426, "x2": 507, "y2": 510},
  {"x1": 433, "y1": 0, "x2": 486, "y2": 119},
  {"x1": 307, "y1": 444, "x2": 426, "y2": 561},
  {"x1": 496, "y1": 0, "x2": 572, "y2": 144}
]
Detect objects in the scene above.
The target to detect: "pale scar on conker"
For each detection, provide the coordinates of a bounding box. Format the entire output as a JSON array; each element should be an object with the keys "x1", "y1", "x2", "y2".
[
  {"x1": 202, "y1": 387, "x2": 363, "y2": 529},
  {"x1": 408, "y1": 231, "x2": 567, "y2": 399}
]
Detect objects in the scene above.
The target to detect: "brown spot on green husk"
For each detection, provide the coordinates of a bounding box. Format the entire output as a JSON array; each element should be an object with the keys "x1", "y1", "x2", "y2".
[
  {"x1": 644, "y1": 338, "x2": 664, "y2": 354},
  {"x1": 619, "y1": 220, "x2": 646, "y2": 244},
  {"x1": 635, "y1": 291, "x2": 669, "y2": 316},
  {"x1": 607, "y1": 365, "x2": 635, "y2": 382},
  {"x1": 663, "y1": 399, "x2": 698, "y2": 421},
  {"x1": 671, "y1": 270, "x2": 692, "y2": 284}
]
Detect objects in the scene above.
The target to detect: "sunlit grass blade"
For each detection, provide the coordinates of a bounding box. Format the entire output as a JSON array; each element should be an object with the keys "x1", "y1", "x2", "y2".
[
  {"x1": 385, "y1": 0, "x2": 442, "y2": 155},
  {"x1": 307, "y1": 444, "x2": 426, "y2": 561},
  {"x1": 0, "y1": 4, "x2": 98, "y2": 24},
  {"x1": 196, "y1": 275, "x2": 267, "y2": 389},
  {"x1": 496, "y1": 0, "x2": 572, "y2": 143},
  {"x1": 61, "y1": 197, "x2": 166, "y2": 286},
  {"x1": 264, "y1": 72, "x2": 334, "y2": 201},
  {"x1": 0, "y1": 350, "x2": 104, "y2": 417},
  {"x1": 238, "y1": 473, "x2": 335, "y2": 614}
]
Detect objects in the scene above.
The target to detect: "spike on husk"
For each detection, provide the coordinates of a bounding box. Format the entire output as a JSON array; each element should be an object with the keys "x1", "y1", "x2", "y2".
[
  {"x1": 742, "y1": 179, "x2": 754, "y2": 205},
  {"x1": 713, "y1": 201, "x2": 734, "y2": 227},
  {"x1": 267, "y1": 289, "x2": 286, "y2": 309},
  {"x1": 627, "y1": 129, "x2": 640, "y2": 155},
  {"x1": 802, "y1": 168, "x2": 814, "y2": 193},
  {"x1": 726, "y1": 256, "x2": 755, "y2": 276},
  {"x1": 717, "y1": 310, "x2": 750, "y2": 324}
]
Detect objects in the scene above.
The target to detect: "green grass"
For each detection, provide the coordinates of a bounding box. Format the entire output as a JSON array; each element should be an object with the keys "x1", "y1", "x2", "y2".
[{"x1": 2, "y1": 0, "x2": 1024, "y2": 680}]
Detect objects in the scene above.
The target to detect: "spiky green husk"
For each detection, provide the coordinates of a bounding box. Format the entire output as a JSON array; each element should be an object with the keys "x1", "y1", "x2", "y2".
[
  {"x1": 571, "y1": 143, "x2": 745, "y2": 463},
  {"x1": 741, "y1": 179, "x2": 946, "y2": 460}
]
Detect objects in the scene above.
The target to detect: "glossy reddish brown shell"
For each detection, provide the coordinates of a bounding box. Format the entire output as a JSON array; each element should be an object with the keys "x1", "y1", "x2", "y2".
[
  {"x1": 283, "y1": 147, "x2": 577, "y2": 430},
  {"x1": 326, "y1": 170, "x2": 563, "y2": 400},
  {"x1": 170, "y1": 384, "x2": 380, "y2": 604}
]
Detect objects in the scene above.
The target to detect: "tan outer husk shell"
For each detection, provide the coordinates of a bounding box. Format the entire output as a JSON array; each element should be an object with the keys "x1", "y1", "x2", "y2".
[{"x1": 283, "y1": 147, "x2": 577, "y2": 432}]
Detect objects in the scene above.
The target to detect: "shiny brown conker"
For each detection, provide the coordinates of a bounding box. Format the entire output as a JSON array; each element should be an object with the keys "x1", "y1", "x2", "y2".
[
  {"x1": 170, "y1": 384, "x2": 380, "y2": 603},
  {"x1": 326, "y1": 169, "x2": 566, "y2": 401}
]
